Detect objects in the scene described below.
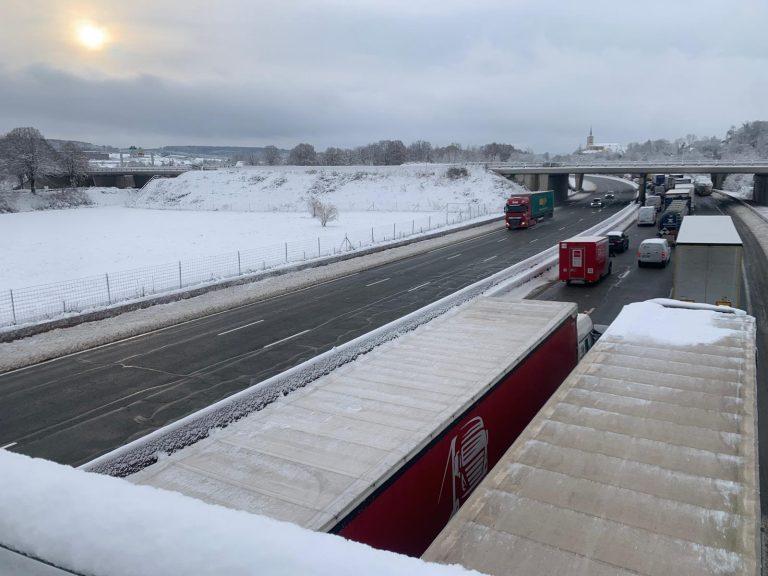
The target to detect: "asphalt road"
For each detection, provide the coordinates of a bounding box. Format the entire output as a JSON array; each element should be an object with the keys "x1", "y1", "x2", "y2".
[
  {"x1": 0, "y1": 190, "x2": 636, "y2": 466},
  {"x1": 532, "y1": 195, "x2": 724, "y2": 326}
]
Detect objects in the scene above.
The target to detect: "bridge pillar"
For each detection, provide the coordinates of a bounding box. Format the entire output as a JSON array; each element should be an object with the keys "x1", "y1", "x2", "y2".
[
  {"x1": 638, "y1": 173, "x2": 647, "y2": 205},
  {"x1": 114, "y1": 175, "x2": 137, "y2": 189},
  {"x1": 711, "y1": 173, "x2": 726, "y2": 190},
  {"x1": 574, "y1": 173, "x2": 584, "y2": 192},
  {"x1": 92, "y1": 175, "x2": 116, "y2": 187},
  {"x1": 754, "y1": 175, "x2": 768, "y2": 205},
  {"x1": 550, "y1": 174, "x2": 569, "y2": 205}
]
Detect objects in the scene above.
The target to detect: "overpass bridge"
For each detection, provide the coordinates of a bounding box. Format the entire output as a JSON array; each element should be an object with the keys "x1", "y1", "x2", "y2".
[
  {"x1": 87, "y1": 165, "x2": 194, "y2": 188},
  {"x1": 489, "y1": 161, "x2": 768, "y2": 205}
]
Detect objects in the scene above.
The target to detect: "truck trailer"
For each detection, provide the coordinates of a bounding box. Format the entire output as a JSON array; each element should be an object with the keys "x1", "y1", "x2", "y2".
[
  {"x1": 673, "y1": 215, "x2": 744, "y2": 307},
  {"x1": 658, "y1": 199, "x2": 689, "y2": 244},
  {"x1": 424, "y1": 299, "x2": 758, "y2": 576},
  {"x1": 121, "y1": 297, "x2": 579, "y2": 557},
  {"x1": 505, "y1": 190, "x2": 554, "y2": 229},
  {"x1": 558, "y1": 236, "x2": 612, "y2": 284}
]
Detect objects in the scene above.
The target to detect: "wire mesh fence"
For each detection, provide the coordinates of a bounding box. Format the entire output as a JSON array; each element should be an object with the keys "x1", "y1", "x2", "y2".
[{"x1": 0, "y1": 204, "x2": 494, "y2": 328}]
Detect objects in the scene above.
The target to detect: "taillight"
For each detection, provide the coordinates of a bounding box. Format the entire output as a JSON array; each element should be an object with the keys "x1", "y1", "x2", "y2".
[{"x1": 661, "y1": 252, "x2": 667, "y2": 258}]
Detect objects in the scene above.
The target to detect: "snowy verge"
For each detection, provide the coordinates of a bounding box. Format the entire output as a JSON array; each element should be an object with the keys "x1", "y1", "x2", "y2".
[
  {"x1": 0, "y1": 451, "x2": 477, "y2": 576},
  {"x1": 714, "y1": 189, "x2": 768, "y2": 225},
  {"x1": 83, "y1": 204, "x2": 638, "y2": 477},
  {"x1": 0, "y1": 187, "x2": 135, "y2": 212},
  {"x1": 0, "y1": 212, "x2": 499, "y2": 341},
  {"x1": 0, "y1": 220, "x2": 502, "y2": 373}
]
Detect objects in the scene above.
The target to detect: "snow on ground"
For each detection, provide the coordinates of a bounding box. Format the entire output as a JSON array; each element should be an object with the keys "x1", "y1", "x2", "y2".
[
  {"x1": 0, "y1": 187, "x2": 136, "y2": 212},
  {"x1": 0, "y1": 207, "x2": 464, "y2": 290},
  {"x1": 0, "y1": 451, "x2": 477, "y2": 576},
  {"x1": 722, "y1": 174, "x2": 754, "y2": 199},
  {"x1": 133, "y1": 164, "x2": 520, "y2": 212}
]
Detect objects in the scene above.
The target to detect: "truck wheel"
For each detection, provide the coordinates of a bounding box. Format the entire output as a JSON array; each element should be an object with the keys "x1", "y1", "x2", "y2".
[{"x1": 638, "y1": 261, "x2": 644, "y2": 268}]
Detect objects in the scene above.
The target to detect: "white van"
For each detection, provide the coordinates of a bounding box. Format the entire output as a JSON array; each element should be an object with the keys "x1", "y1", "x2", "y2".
[
  {"x1": 637, "y1": 206, "x2": 657, "y2": 226},
  {"x1": 638, "y1": 238, "x2": 671, "y2": 267},
  {"x1": 645, "y1": 195, "x2": 662, "y2": 212}
]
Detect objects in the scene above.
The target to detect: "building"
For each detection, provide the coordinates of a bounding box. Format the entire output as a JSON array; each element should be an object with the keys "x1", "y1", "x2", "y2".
[{"x1": 581, "y1": 127, "x2": 624, "y2": 155}]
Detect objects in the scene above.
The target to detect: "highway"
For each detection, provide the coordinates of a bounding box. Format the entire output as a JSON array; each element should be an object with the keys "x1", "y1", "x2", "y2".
[{"x1": 0, "y1": 190, "x2": 635, "y2": 466}]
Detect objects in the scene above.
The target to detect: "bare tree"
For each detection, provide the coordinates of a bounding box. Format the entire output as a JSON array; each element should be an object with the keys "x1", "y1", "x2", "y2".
[
  {"x1": 288, "y1": 143, "x2": 317, "y2": 166},
  {"x1": 0, "y1": 127, "x2": 58, "y2": 193},
  {"x1": 317, "y1": 201, "x2": 338, "y2": 227},
  {"x1": 58, "y1": 141, "x2": 90, "y2": 188},
  {"x1": 263, "y1": 145, "x2": 282, "y2": 165},
  {"x1": 307, "y1": 196, "x2": 322, "y2": 217}
]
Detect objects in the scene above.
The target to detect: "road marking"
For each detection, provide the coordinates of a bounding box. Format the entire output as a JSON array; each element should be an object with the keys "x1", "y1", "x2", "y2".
[
  {"x1": 408, "y1": 282, "x2": 431, "y2": 292},
  {"x1": 618, "y1": 269, "x2": 631, "y2": 279},
  {"x1": 365, "y1": 277, "x2": 391, "y2": 287},
  {"x1": 446, "y1": 253, "x2": 462, "y2": 260},
  {"x1": 481, "y1": 255, "x2": 498, "y2": 263},
  {"x1": 217, "y1": 319, "x2": 264, "y2": 336},
  {"x1": 558, "y1": 226, "x2": 566, "y2": 230},
  {"x1": 577, "y1": 218, "x2": 584, "y2": 222},
  {"x1": 584, "y1": 308, "x2": 595, "y2": 315},
  {"x1": 497, "y1": 238, "x2": 507, "y2": 243},
  {"x1": 529, "y1": 239, "x2": 538, "y2": 244},
  {"x1": 263, "y1": 329, "x2": 311, "y2": 350},
  {"x1": 1, "y1": 442, "x2": 17, "y2": 450}
]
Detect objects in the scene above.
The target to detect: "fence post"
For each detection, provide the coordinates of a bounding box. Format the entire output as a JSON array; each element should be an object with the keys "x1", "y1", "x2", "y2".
[
  {"x1": 285, "y1": 242, "x2": 288, "y2": 263},
  {"x1": 9, "y1": 289, "x2": 16, "y2": 325},
  {"x1": 412, "y1": 220, "x2": 415, "y2": 234},
  {"x1": 105, "y1": 273, "x2": 111, "y2": 304},
  {"x1": 178, "y1": 261, "x2": 182, "y2": 289},
  {"x1": 371, "y1": 227, "x2": 374, "y2": 243},
  {"x1": 237, "y1": 251, "x2": 242, "y2": 275},
  {"x1": 429, "y1": 215, "x2": 431, "y2": 229},
  {"x1": 393, "y1": 222, "x2": 396, "y2": 239},
  {"x1": 317, "y1": 237, "x2": 321, "y2": 257}
]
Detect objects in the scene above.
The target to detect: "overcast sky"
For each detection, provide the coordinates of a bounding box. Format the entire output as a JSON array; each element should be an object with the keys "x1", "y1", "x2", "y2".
[{"x1": 1, "y1": 0, "x2": 766, "y2": 152}]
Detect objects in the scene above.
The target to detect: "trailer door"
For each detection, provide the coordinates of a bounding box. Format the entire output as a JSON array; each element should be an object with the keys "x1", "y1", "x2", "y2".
[{"x1": 569, "y1": 247, "x2": 585, "y2": 279}]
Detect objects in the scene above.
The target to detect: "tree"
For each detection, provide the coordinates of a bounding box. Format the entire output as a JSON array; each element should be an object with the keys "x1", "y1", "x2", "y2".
[
  {"x1": 317, "y1": 201, "x2": 338, "y2": 227},
  {"x1": 58, "y1": 141, "x2": 90, "y2": 187},
  {"x1": 323, "y1": 147, "x2": 349, "y2": 166},
  {"x1": 382, "y1": 140, "x2": 407, "y2": 165},
  {"x1": 0, "y1": 127, "x2": 58, "y2": 193},
  {"x1": 263, "y1": 145, "x2": 282, "y2": 165},
  {"x1": 407, "y1": 140, "x2": 432, "y2": 162},
  {"x1": 288, "y1": 143, "x2": 317, "y2": 166}
]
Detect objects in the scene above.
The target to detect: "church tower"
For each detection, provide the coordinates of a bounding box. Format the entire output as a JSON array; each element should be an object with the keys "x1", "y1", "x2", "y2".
[{"x1": 586, "y1": 126, "x2": 595, "y2": 149}]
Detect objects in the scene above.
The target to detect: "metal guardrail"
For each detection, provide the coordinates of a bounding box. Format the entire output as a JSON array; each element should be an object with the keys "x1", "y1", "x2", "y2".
[{"x1": 83, "y1": 202, "x2": 638, "y2": 477}]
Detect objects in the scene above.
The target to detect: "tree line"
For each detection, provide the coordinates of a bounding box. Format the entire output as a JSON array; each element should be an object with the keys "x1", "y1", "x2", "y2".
[
  {"x1": 0, "y1": 127, "x2": 89, "y2": 193},
  {"x1": 240, "y1": 140, "x2": 534, "y2": 166}
]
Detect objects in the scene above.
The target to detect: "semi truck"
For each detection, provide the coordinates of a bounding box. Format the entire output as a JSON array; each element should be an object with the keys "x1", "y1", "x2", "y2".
[
  {"x1": 504, "y1": 190, "x2": 554, "y2": 229},
  {"x1": 673, "y1": 215, "x2": 744, "y2": 307},
  {"x1": 558, "y1": 236, "x2": 612, "y2": 284},
  {"x1": 658, "y1": 199, "x2": 689, "y2": 244},
  {"x1": 101, "y1": 296, "x2": 580, "y2": 558},
  {"x1": 424, "y1": 299, "x2": 758, "y2": 576}
]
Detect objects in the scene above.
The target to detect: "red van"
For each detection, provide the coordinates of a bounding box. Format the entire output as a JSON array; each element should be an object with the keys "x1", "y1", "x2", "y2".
[{"x1": 559, "y1": 236, "x2": 612, "y2": 284}]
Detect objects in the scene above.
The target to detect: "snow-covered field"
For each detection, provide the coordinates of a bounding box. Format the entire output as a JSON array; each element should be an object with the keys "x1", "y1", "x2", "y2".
[
  {"x1": 133, "y1": 164, "x2": 518, "y2": 212},
  {"x1": 0, "y1": 206, "x2": 467, "y2": 290}
]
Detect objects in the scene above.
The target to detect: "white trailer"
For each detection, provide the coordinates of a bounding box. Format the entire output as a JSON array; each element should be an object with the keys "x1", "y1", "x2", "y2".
[
  {"x1": 673, "y1": 215, "x2": 744, "y2": 307},
  {"x1": 424, "y1": 299, "x2": 758, "y2": 576}
]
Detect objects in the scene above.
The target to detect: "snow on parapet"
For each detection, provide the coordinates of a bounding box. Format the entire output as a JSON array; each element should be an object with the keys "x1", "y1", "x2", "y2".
[
  {"x1": 0, "y1": 451, "x2": 478, "y2": 576},
  {"x1": 604, "y1": 299, "x2": 746, "y2": 346},
  {"x1": 133, "y1": 164, "x2": 523, "y2": 212}
]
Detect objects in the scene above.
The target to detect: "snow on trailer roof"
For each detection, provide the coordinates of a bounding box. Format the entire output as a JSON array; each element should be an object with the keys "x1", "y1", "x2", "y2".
[
  {"x1": 424, "y1": 299, "x2": 759, "y2": 576},
  {"x1": 129, "y1": 297, "x2": 576, "y2": 531},
  {"x1": 676, "y1": 215, "x2": 743, "y2": 246},
  {"x1": 560, "y1": 235, "x2": 607, "y2": 243}
]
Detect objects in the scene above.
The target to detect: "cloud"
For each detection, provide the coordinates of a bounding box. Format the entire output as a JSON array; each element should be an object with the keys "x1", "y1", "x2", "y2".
[{"x1": 1, "y1": 0, "x2": 767, "y2": 151}]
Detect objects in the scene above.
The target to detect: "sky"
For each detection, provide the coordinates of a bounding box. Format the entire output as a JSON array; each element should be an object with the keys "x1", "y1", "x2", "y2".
[{"x1": 0, "y1": 0, "x2": 766, "y2": 153}]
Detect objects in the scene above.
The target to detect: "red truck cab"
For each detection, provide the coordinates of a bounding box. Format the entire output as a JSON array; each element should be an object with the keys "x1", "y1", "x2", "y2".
[
  {"x1": 559, "y1": 236, "x2": 612, "y2": 284},
  {"x1": 505, "y1": 196, "x2": 533, "y2": 229}
]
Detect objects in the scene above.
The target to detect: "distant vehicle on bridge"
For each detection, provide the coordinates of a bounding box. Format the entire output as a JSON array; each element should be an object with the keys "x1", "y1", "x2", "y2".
[{"x1": 504, "y1": 190, "x2": 554, "y2": 229}]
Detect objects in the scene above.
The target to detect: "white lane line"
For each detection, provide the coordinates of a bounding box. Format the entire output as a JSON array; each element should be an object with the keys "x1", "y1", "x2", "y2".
[
  {"x1": 497, "y1": 238, "x2": 507, "y2": 243},
  {"x1": 577, "y1": 218, "x2": 584, "y2": 222},
  {"x1": 529, "y1": 239, "x2": 539, "y2": 244},
  {"x1": 365, "y1": 277, "x2": 391, "y2": 287},
  {"x1": 481, "y1": 255, "x2": 498, "y2": 263},
  {"x1": 217, "y1": 319, "x2": 264, "y2": 337},
  {"x1": 446, "y1": 253, "x2": 462, "y2": 260},
  {"x1": 558, "y1": 226, "x2": 566, "y2": 230},
  {"x1": 263, "y1": 329, "x2": 311, "y2": 350},
  {"x1": 408, "y1": 282, "x2": 431, "y2": 292},
  {"x1": 1, "y1": 442, "x2": 17, "y2": 449}
]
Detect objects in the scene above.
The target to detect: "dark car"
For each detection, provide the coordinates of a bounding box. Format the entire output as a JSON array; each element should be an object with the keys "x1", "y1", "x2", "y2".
[
  {"x1": 604, "y1": 192, "x2": 616, "y2": 200},
  {"x1": 590, "y1": 198, "x2": 604, "y2": 208},
  {"x1": 607, "y1": 230, "x2": 629, "y2": 254}
]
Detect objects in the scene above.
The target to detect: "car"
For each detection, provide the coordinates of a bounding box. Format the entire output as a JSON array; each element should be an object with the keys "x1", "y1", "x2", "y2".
[
  {"x1": 590, "y1": 198, "x2": 604, "y2": 208},
  {"x1": 604, "y1": 192, "x2": 616, "y2": 200},
  {"x1": 606, "y1": 230, "x2": 629, "y2": 254},
  {"x1": 637, "y1": 238, "x2": 671, "y2": 268}
]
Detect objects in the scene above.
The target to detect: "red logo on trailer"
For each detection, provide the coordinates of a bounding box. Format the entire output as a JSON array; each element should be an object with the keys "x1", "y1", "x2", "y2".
[{"x1": 439, "y1": 417, "x2": 489, "y2": 516}]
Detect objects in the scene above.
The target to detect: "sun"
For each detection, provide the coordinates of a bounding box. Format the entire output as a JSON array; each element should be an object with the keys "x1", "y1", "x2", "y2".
[{"x1": 76, "y1": 21, "x2": 109, "y2": 50}]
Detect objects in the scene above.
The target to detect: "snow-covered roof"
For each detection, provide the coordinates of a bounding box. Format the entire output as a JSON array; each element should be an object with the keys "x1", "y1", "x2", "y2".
[
  {"x1": 129, "y1": 297, "x2": 575, "y2": 531},
  {"x1": 424, "y1": 299, "x2": 758, "y2": 575},
  {"x1": 606, "y1": 230, "x2": 624, "y2": 236},
  {"x1": 676, "y1": 216, "x2": 742, "y2": 246},
  {"x1": 561, "y1": 236, "x2": 607, "y2": 243},
  {"x1": 640, "y1": 238, "x2": 668, "y2": 245},
  {"x1": 0, "y1": 451, "x2": 475, "y2": 576}
]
